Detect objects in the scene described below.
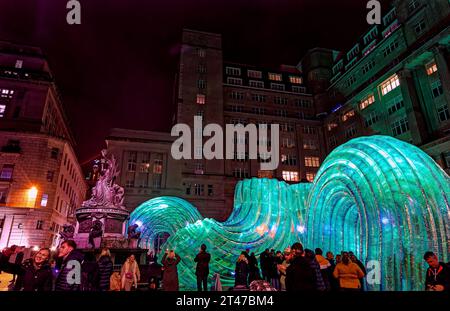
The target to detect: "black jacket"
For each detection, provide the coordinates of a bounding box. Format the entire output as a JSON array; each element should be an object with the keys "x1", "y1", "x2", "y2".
[
  {"x1": 285, "y1": 255, "x2": 316, "y2": 291},
  {"x1": 194, "y1": 251, "x2": 211, "y2": 277},
  {"x1": 13, "y1": 259, "x2": 52, "y2": 291},
  {"x1": 97, "y1": 255, "x2": 113, "y2": 291},
  {"x1": 55, "y1": 250, "x2": 84, "y2": 291},
  {"x1": 425, "y1": 262, "x2": 450, "y2": 291}
]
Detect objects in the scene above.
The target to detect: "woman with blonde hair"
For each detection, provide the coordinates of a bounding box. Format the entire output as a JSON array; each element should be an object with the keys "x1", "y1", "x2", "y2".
[
  {"x1": 121, "y1": 254, "x2": 140, "y2": 291},
  {"x1": 235, "y1": 253, "x2": 249, "y2": 287},
  {"x1": 161, "y1": 250, "x2": 181, "y2": 291}
]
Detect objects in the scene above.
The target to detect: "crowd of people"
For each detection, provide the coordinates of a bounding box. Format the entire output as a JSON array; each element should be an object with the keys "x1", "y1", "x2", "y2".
[{"x1": 0, "y1": 241, "x2": 449, "y2": 292}]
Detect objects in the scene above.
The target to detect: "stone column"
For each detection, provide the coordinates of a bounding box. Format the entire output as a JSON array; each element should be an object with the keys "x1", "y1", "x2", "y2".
[
  {"x1": 433, "y1": 45, "x2": 450, "y2": 113},
  {"x1": 397, "y1": 68, "x2": 429, "y2": 145}
]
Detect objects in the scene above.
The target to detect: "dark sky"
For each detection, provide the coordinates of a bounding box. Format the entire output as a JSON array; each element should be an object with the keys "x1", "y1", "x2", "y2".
[{"x1": 0, "y1": 0, "x2": 389, "y2": 164}]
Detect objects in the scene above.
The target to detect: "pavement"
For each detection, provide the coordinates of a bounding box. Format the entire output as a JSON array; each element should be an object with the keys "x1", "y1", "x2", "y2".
[{"x1": 0, "y1": 272, "x2": 13, "y2": 291}]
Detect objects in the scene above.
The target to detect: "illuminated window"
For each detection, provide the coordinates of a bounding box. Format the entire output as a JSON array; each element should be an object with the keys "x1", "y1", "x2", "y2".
[
  {"x1": 40, "y1": 194, "x2": 48, "y2": 207},
  {"x1": 153, "y1": 159, "x2": 163, "y2": 174},
  {"x1": 306, "y1": 172, "x2": 316, "y2": 182},
  {"x1": 248, "y1": 70, "x2": 262, "y2": 79},
  {"x1": 225, "y1": 67, "x2": 241, "y2": 76},
  {"x1": 268, "y1": 73, "x2": 282, "y2": 81},
  {"x1": 258, "y1": 171, "x2": 274, "y2": 179},
  {"x1": 360, "y1": 94, "x2": 375, "y2": 110},
  {"x1": 15, "y1": 60, "x2": 23, "y2": 68},
  {"x1": 0, "y1": 164, "x2": 14, "y2": 180},
  {"x1": 327, "y1": 122, "x2": 338, "y2": 131},
  {"x1": 0, "y1": 104, "x2": 6, "y2": 118},
  {"x1": 0, "y1": 88, "x2": 14, "y2": 99},
  {"x1": 197, "y1": 94, "x2": 206, "y2": 105},
  {"x1": 426, "y1": 61, "x2": 437, "y2": 75},
  {"x1": 342, "y1": 110, "x2": 355, "y2": 122},
  {"x1": 305, "y1": 157, "x2": 320, "y2": 167},
  {"x1": 380, "y1": 74, "x2": 400, "y2": 95},
  {"x1": 282, "y1": 171, "x2": 299, "y2": 182},
  {"x1": 289, "y1": 76, "x2": 302, "y2": 84}
]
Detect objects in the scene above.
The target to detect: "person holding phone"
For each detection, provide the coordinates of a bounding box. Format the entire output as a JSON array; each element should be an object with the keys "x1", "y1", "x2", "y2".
[{"x1": 424, "y1": 251, "x2": 449, "y2": 291}]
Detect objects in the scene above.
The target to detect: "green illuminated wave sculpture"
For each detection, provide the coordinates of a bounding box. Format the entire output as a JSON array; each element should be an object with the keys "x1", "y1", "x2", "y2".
[{"x1": 129, "y1": 136, "x2": 450, "y2": 290}]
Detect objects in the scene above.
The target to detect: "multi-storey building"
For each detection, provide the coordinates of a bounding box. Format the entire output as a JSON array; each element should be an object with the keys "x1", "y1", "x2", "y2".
[
  {"x1": 321, "y1": 0, "x2": 450, "y2": 173},
  {"x1": 0, "y1": 41, "x2": 87, "y2": 249}
]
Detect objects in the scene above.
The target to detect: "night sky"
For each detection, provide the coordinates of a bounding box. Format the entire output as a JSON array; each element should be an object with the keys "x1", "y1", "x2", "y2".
[{"x1": 0, "y1": 0, "x2": 389, "y2": 164}]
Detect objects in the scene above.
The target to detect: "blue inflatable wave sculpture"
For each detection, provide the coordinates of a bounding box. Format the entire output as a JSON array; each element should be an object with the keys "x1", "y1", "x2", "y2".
[{"x1": 129, "y1": 136, "x2": 450, "y2": 290}]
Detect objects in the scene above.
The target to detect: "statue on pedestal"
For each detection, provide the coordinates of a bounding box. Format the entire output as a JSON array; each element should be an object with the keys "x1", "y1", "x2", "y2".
[{"x1": 59, "y1": 224, "x2": 75, "y2": 244}]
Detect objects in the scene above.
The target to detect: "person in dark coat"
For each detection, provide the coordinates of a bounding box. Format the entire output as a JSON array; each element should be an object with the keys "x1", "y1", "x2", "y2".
[
  {"x1": 147, "y1": 260, "x2": 162, "y2": 290},
  {"x1": 97, "y1": 248, "x2": 113, "y2": 291},
  {"x1": 305, "y1": 249, "x2": 327, "y2": 291},
  {"x1": 259, "y1": 249, "x2": 270, "y2": 282},
  {"x1": 13, "y1": 248, "x2": 52, "y2": 291},
  {"x1": 81, "y1": 252, "x2": 98, "y2": 291},
  {"x1": 55, "y1": 240, "x2": 84, "y2": 291},
  {"x1": 248, "y1": 252, "x2": 261, "y2": 283},
  {"x1": 194, "y1": 244, "x2": 211, "y2": 291},
  {"x1": 424, "y1": 251, "x2": 450, "y2": 291},
  {"x1": 285, "y1": 243, "x2": 316, "y2": 291},
  {"x1": 235, "y1": 253, "x2": 249, "y2": 287},
  {"x1": 161, "y1": 250, "x2": 181, "y2": 291}
]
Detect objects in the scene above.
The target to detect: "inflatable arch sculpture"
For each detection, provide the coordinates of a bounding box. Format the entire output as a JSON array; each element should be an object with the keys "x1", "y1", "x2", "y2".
[{"x1": 129, "y1": 136, "x2": 450, "y2": 290}]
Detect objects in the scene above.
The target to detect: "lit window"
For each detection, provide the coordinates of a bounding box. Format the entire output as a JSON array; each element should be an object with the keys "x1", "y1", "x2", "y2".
[
  {"x1": 380, "y1": 74, "x2": 400, "y2": 95},
  {"x1": 342, "y1": 110, "x2": 355, "y2": 122},
  {"x1": 225, "y1": 67, "x2": 241, "y2": 76},
  {"x1": 306, "y1": 172, "x2": 316, "y2": 182},
  {"x1": 327, "y1": 122, "x2": 338, "y2": 131},
  {"x1": 289, "y1": 76, "x2": 302, "y2": 84},
  {"x1": 40, "y1": 194, "x2": 48, "y2": 207},
  {"x1": 0, "y1": 104, "x2": 6, "y2": 117},
  {"x1": 0, "y1": 164, "x2": 14, "y2": 180},
  {"x1": 305, "y1": 157, "x2": 320, "y2": 167},
  {"x1": 360, "y1": 94, "x2": 375, "y2": 110},
  {"x1": 0, "y1": 88, "x2": 14, "y2": 99},
  {"x1": 426, "y1": 61, "x2": 438, "y2": 75},
  {"x1": 153, "y1": 159, "x2": 163, "y2": 174},
  {"x1": 248, "y1": 70, "x2": 262, "y2": 79},
  {"x1": 282, "y1": 171, "x2": 299, "y2": 182},
  {"x1": 268, "y1": 73, "x2": 282, "y2": 81},
  {"x1": 197, "y1": 94, "x2": 206, "y2": 105}
]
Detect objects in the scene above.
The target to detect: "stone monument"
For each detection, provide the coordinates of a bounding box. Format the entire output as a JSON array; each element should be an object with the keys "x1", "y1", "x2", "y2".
[{"x1": 74, "y1": 149, "x2": 130, "y2": 249}]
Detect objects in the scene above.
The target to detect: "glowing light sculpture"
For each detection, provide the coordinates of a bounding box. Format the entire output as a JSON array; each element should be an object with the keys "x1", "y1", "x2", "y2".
[
  {"x1": 306, "y1": 135, "x2": 450, "y2": 291},
  {"x1": 129, "y1": 136, "x2": 449, "y2": 290}
]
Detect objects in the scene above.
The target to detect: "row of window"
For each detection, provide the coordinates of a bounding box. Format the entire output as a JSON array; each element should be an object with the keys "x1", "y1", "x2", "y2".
[
  {"x1": 225, "y1": 67, "x2": 303, "y2": 84},
  {"x1": 226, "y1": 77, "x2": 307, "y2": 93}
]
